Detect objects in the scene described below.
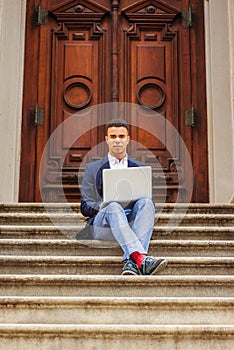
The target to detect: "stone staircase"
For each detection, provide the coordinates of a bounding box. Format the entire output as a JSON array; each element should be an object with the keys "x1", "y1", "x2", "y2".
[{"x1": 0, "y1": 203, "x2": 233, "y2": 349}]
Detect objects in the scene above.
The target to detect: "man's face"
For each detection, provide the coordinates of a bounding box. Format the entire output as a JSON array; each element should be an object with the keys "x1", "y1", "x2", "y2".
[{"x1": 105, "y1": 126, "x2": 130, "y2": 159}]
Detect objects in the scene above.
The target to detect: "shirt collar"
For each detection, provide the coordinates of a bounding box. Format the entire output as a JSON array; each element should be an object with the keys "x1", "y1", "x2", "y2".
[{"x1": 108, "y1": 153, "x2": 128, "y2": 165}]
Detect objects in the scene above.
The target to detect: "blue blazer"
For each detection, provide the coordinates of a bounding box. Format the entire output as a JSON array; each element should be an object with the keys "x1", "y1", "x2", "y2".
[{"x1": 80, "y1": 155, "x2": 146, "y2": 225}]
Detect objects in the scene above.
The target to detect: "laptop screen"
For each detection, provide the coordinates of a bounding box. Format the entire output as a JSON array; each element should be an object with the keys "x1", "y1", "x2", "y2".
[{"x1": 102, "y1": 166, "x2": 152, "y2": 204}]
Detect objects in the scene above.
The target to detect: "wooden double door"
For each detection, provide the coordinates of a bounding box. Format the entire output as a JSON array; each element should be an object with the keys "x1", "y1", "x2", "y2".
[{"x1": 20, "y1": 0, "x2": 209, "y2": 203}]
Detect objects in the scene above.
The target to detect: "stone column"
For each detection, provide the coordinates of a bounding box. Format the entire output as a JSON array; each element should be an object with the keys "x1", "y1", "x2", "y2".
[
  {"x1": 0, "y1": 0, "x2": 27, "y2": 202},
  {"x1": 204, "y1": 0, "x2": 234, "y2": 202}
]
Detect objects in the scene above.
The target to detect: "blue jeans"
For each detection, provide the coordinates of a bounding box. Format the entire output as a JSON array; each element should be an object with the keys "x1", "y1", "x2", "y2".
[{"x1": 93, "y1": 197, "x2": 155, "y2": 261}]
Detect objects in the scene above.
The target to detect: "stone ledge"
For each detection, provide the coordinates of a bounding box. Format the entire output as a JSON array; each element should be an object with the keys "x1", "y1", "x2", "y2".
[
  {"x1": 0, "y1": 239, "x2": 233, "y2": 257},
  {"x1": 0, "y1": 324, "x2": 233, "y2": 338},
  {"x1": 1, "y1": 225, "x2": 234, "y2": 233},
  {"x1": 0, "y1": 296, "x2": 233, "y2": 309},
  {"x1": 0, "y1": 275, "x2": 233, "y2": 298},
  {"x1": 0, "y1": 256, "x2": 233, "y2": 276},
  {"x1": 1, "y1": 225, "x2": 234, "y2": 242},
  {"x1": 1, "y1": 203, "x2": 234, "y2": 213}
]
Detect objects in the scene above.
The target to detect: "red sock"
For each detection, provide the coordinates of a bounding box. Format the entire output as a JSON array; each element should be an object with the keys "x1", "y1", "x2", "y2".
[{"x1": 131, "y1": 251, "x2": 147, "y2": 268}]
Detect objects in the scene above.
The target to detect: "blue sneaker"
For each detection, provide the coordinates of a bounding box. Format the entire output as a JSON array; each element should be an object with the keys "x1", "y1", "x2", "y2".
[
  {"x1": 140, "y1": 256, "x2": 167, "y2": 275},
  {"x1": 122, "y1": 259, "x2": 140, "y2": 275}
]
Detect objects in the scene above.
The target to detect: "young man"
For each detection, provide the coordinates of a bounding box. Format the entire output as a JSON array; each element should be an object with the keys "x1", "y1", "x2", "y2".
[{"x1": 79, "y1": 119, "x2": 167, "y2": 275}]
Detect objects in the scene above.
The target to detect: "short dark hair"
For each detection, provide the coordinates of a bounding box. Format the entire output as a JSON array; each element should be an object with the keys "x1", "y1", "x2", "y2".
[{"x1": 105, "y1": 119, "x2": 129, "y2": 135}]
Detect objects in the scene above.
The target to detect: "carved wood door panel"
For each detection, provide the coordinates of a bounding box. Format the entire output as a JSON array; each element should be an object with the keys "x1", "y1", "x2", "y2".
[{"x1": 20, "y1": 0, "x2": 209, "y2": 203}]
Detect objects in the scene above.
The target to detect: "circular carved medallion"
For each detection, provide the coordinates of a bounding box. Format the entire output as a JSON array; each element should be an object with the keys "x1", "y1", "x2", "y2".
[
  {"x1": 136, "y1": 83, "x2": 165, "y2": 109},
  {"x1": 74, "y1": 5, "x2": 84, "y2": 13},
  {"x1": 63, "y1": 82, "x2": 92, "y2": 109},
  {"x1": 146, "y1": 6, "x2": 156, "y2": 14}
]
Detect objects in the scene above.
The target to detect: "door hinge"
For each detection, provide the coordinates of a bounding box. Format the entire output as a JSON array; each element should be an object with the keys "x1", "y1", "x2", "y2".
[
  {"x1": 34, "y1": 4, "x2": 48, "y2": 26},
  {"x1": 31, "y1": 103, "x2": 44, "y2": 126},
  {"x1": 184, "y1": 105, "x2": 196, "y2": 127},
  {"x1": 182, "y1": 4, "x2": 192, "y2": 27}
]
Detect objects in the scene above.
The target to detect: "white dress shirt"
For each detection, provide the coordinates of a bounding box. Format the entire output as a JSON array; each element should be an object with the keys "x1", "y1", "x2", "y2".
[
  {"x1": 106, "y1": 153, "x2": 131, "y2": 215},
  {"x1": 108, "y1": 153, "x2": 128, "y2": 169}
]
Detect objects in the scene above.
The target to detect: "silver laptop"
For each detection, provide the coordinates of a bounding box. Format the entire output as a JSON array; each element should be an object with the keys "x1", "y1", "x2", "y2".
[{"x1": 102, "y1": 166, "x2": 152, "y2": 204}]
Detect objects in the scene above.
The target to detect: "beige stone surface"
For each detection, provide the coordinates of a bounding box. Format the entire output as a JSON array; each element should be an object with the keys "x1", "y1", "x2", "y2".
[{"x1": 0, "y1": 203, "x2": 233, "y2": 348}]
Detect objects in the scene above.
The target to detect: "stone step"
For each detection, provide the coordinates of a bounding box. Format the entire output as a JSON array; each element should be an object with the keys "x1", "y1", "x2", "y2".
[
  {"x1": 0, "y1": 203, "x2": 233, "y2": 350},
  {"x1": 0, "y1": 275, "x2": 233, "y2": 297},
  {"x1": 0, "y1": 324, "x2": 233, "y2": 350},
  {"x1": 1, "y1": 225, "x2": 233, "y2": 240},
  {"x1": 1, "y1": 203, "x2": 234, "y2": 214},
  {"x1": 0, "y1": 296, "x2": 233, "y2": 325},
  {"x1": 0, "y1": 203, "x2": 81, "y2": 213},
  {"x1": 1, "y1": 212, "x2": 233, "y2": 227},
  {"x1": 0, "y1": 239, "x2": 233, "y2": 257},
  {"x1": 0, "y1": 256, "x2": 233, "y2": 276}
]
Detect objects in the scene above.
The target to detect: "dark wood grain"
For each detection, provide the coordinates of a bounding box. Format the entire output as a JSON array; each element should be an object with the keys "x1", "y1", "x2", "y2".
[{"x1": 20, "y1": 0, "x2": 209, "y2": 203}]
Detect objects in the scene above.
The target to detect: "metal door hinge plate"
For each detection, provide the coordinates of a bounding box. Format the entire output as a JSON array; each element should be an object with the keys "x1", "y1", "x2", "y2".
[
  {"x1": 34, "y1": 5, "x2": 48, "y2": 26},
  {"x1": 182, "y1": 4, "x2": 192, "y2": 27},
  {"x1": 31, "y1": 104, "x2": 44, "y2": 126},
  {"x1": 184, "y1": 105, "x2": 196, "y2": 127}
]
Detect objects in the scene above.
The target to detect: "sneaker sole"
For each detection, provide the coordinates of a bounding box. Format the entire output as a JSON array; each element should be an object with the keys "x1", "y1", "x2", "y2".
[{"x1": 122, "y1": 270, "x2": 140, "y2": 276}]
